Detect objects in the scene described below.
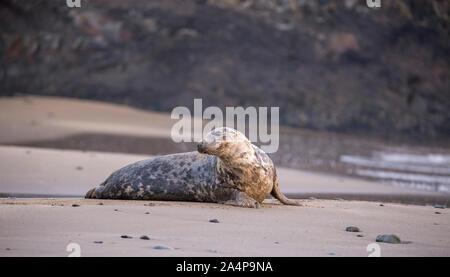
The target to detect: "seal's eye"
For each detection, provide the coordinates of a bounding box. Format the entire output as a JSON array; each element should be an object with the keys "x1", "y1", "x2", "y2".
[{"x1": 204, "y1": 135, "x2": 215, "y2": 144}]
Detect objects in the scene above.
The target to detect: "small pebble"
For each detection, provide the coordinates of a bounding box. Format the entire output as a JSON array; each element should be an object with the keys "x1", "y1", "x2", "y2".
[
  {"x1": 72, "y1": 204, "x2": 80, "y2": 207},
  {"x1": 274, "y1": 241, "x2": 280, "y2": 244},
  {"x1": 357, "y1": 234, "x2": 364, "y2": 237},
  {"x1": 5, "y1": 248, "x2": 11, "y2": 251},
  {"x1": 207, "y1": 249, "x2": 218, "y2": 253},
  {"x1": 98, "y1": 203, "x2": 103, "y2": 205},
  {"x1": 434, "y1": 204, "x2": 446, "y2": 209},
  {"x1": 145, "y1": 212, "x2": 150, "y2": 214},
  {"x1": 114, "y1": 209, "x2": 118, "y2": 211},
  {"x1": 379, "y1": 204, "x2": 384, "y2": 207},
  {"x1": 93, "y1": 241, "x2": 103, "y2": 244},
  {"x1": 140, "y1": 235, "x2": 150, "y2": 240},
  {"x1": 345, "y1": 226, "x2": 360, "y2": 232},
  {"x1": 435, "y1": 212, "x2": 441, "y2": 214},
  {"x1": 121, "y1": 235, "x2": 132, "y2": 239},
  {"x1": 75, "y1": 166, "x2": 83, "y2": 171},
  {"x1": 376, "y1": 234, "x2": 401, "y2": 244},
  {"x1": 209, "y1": 219, "x2": 220, "y2": 223},
  {"x1": 328, "y1": 252, "x2": 336, "y2": 256},
  {"x1": 153, "y1": 245, "x2": 173, "y2": 250}
]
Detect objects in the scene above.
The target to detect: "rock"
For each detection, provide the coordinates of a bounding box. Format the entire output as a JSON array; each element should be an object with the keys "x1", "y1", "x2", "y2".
[
  {"x1": 175, "y1": 28, "x2": 199, "y2": 39},
  {"x1": 145, "y1": 212, "x2": 150, "y2": 214},
  {"x1": 121, "y1": 235, "x2": 132, "y2": 239},
  {"x1": 5, "y1": 248, "x2": 11, "y2": 251},
  {"x1": 153, "y1": 245, "x2": 173, "y2": 250},
  {"x1": 345, "y1": 226, "x2": 360, "y2": 232},
  {"x1": 98, "y1": 202, "x2": 103, "y2": 205},
  {"x1": 376, "y1": 234, "x2": 401, "y2": 244},
  {"x1": 209, "y1": 219, "x2": 220, "y2": 223},
  {"x1": 93, "y1": 240, "x2": 103, "y2": 244},
  {"x1": 72, "y1": 204, "x2": 80, "y2": 207},
  {"x1": 435, "y1": 212, "x2": 441, "y2": 214},
  {"x1": 379, "y1": 204, "x2": 384, "y2": 207},
  {"x1": 114, "y1": 209, "x2": 118, "y2": 211},
  {"x1": 357, "y1": 234, "x2": 364, "y2": 237},
  {"x1": 140, "y1": 235, "x2": 150, "y2": 240},
  {"x1": 434, "y1": 204, "x2": 446, "y2": 209}
]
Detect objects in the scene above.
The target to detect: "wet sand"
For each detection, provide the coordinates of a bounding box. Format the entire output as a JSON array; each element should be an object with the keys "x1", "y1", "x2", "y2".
[{"x1": 1, "y1": 145, "x2": 446, "y2": 205}]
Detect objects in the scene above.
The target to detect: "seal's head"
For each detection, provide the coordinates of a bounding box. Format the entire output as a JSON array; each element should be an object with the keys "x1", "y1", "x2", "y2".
[
  {"x1": 198, "y1": 127, "x2": 277, "y2": 204},
  {"x1": 197, "y1": 127, "x2": 253, "y2": 161}
]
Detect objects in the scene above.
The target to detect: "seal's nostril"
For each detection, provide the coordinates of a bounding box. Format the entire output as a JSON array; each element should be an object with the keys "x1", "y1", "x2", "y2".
[{"x1": 197, "y1": 143, "x2": 204, "y2": 152}]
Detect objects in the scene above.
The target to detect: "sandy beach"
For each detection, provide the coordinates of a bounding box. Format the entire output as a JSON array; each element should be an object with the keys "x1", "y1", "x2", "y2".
[
  {"x1": 0, "y1": 96, "x2": 449, "y2": 256},
  {"x1": 1, "y1": 198, "x2": 448, "y2": 257}
]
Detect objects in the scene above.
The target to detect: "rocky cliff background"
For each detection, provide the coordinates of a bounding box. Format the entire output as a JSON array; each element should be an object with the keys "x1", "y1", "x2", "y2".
[{"x1": 1, "y1": 0, "x2": 449, "y2": 145}]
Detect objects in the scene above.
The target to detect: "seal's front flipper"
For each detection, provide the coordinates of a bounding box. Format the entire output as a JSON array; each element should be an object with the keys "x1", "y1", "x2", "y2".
[{"x1": 221, "y1": 190, "x2": 260, "y2": 208}]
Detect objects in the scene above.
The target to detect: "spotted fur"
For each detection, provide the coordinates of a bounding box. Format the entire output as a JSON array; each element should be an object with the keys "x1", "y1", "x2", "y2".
[{"x1": 85, "y1": 127, "x2": 302, "y2": 208}]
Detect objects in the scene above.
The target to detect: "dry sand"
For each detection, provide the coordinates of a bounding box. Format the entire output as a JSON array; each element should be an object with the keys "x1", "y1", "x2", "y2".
[
  {"x1": 0, "y1": 95, "x2": 449, "y2": 256},
  {"x1": 0, "y1": 95, "x2": 198, "y2": 144},
  {"x1": 0, "y1": 198, "x2": 448, "y2": 257}
]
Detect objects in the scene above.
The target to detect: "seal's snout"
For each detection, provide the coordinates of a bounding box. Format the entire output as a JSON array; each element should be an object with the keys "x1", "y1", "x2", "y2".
[{"x1": 197, "y1": 142, "x2": 206, "y2": 153}]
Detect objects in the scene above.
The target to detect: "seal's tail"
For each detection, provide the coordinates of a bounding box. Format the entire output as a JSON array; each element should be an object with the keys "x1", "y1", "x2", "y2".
[{"x1": 271, "y1": 173, "x2": 303, "y2": 206}]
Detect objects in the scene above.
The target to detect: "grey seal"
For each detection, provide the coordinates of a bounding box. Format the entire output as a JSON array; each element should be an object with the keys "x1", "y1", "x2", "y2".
[{"x1": 85, "y1": 127, "x2": 301, "y2": 208}]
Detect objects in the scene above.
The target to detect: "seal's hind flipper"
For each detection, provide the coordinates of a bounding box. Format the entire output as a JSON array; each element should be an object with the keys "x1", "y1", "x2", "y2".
[
  {"x1": 271, "y1": 172, "x2": 303, "y2": 206},
  {"x1": 85, "y1": 188, "x2": 96, "y2": 199}
]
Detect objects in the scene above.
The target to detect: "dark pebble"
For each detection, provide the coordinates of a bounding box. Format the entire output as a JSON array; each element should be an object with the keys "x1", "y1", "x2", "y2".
[
  {"x1": 114, "y1": 209, "x2": 118, "y2": 211},
  {"x1": 98, "y1": 203, "x2": 103, "y2": 205},
  {"x1": 75, "y1": 166, "x2": 83, "y2": 171},
  {"x1": 5, "y1": 248, "x2": 11, "y2": 251},
  {"x1": 357, "y1": 234, "x2": 364, "y2": 237},
  {"x1": 153, "y1": 245, "x2": 173, "y2": 250},
  {"x1": 72, "y1": 204, "x2": 80, "y2": 207},
  {"x1": 435, "y1": 212, "x2": 441, "y2": 214},
  {"x1": 345, "y1": 226, "x2": 360, "y2": 232},
  {"x1": 145, "y1": 212, "x2": 150, "y2": 214},
  {"x1": 209, "y1": 219, "x2": 220, "y2": 223},
  {"x1": 121, "y1": 235, "x2": 132, "y2": 239},
  {"x1": 376, "y1": 234, "x2": 401, "y2": 244},
  {"x1": 140, "y1": 235, "x2": 150, "y2": 240},
  {"x1": 379, "y1": 204, "x2": 384, "y2": 207},
  {"x1": 93, "y1": 241, "x2": 103, "y2": 244}
]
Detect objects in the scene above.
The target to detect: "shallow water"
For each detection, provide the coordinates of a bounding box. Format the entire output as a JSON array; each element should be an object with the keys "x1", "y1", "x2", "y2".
[{"x1": 268, "y1": 129, "x2": 450, "y2": 194}]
